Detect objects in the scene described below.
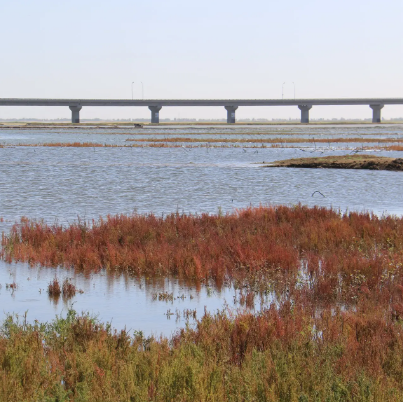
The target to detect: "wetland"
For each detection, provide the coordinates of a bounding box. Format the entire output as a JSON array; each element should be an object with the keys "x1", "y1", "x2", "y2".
[{"x1": 1, "y1": 123, "x2": 403, "y2": 400}]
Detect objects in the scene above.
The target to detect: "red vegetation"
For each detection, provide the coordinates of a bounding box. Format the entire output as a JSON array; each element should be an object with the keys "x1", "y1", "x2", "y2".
[
  {"x1": 40, "y1": 142, "x2": 105, "y2": 147},
  {"x1": 2, "y1": 205, "x2": 403, "y2": 311},
  {"x1": 47, "y1": 278, "x2": 78, "y2": 299},
  {"x1": 62, "y1": 278, "x2": 77, "y2": 298},
  {"x1": 3, "y1": 205, "x2": 403, "y2": 398},
  {"x1": 5, "y1": 282, "x2": 17, "y2": 290},
  {"x1": 47, "y1": 278, "x2": 61, "y2": 297},
  {"x1": 383, "y1": 145, "x2": 403, "y2": 151}
]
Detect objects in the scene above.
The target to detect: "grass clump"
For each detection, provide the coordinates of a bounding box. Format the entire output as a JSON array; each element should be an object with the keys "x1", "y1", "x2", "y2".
[
  {"x1": 62, "y1": 278, "x2": 76, "y2": 298},
  {"x1": 47, "y1": 278, "x2": 80, "y2": 301},
  {"x1": 47, "y1": 278, "x2": 61, "y2": 297}
]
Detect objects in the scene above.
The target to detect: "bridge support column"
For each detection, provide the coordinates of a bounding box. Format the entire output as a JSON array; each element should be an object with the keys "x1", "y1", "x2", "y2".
[
  {"x1": 225, "y1": 106, "x2": 238, "y2": 124},
  {"x1": 298, "y1": 105, "x2": 312, "y2": 123},
  {"x1": 149, "y1": 106, "x2": 162, "y2": 123},
  {"x1": 69, "y1": 106, "x2": 82, "y2": 123},
  {"x1": 370, "y1": 104, "x2": 384, "y2": 123}
]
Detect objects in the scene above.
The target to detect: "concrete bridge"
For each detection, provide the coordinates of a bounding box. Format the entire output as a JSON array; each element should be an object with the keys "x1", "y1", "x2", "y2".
[{"x1": 1, "y1": 98, "x2": 402, "y2": 124}]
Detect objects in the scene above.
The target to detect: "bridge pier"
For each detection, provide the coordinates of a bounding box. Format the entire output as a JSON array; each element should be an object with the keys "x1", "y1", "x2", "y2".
[
  {"x1": 225, "y1": 106, "x2": 238, "y2": 124},
  {"x1": 298, "y1": 105, "x2": 312, "y2": 123},
  {"x1": 370, "y1": 104, "x2": 384, "y2": 123},
  {"x1": 149, "y1": 106, "x2": 162, "y2": 123},
  {"x1": 69, "y1": 106, "x2": 82, "y2": 123}
]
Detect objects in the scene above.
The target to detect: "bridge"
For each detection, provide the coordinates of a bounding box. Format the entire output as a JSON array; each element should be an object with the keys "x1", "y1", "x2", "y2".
[{"x1": 1, "y1": 98, "x2": 402, "y2": 124}]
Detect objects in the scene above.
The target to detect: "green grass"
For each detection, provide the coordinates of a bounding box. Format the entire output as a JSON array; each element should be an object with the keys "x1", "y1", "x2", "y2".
[{"x1": 1, "y1": 308, "x2": 403, "y2": 401}]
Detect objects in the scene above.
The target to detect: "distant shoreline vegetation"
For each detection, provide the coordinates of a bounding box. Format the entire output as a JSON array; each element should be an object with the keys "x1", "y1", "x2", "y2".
[{"x1": 1, "y1": 117, "x2": 403, "y2": 123}]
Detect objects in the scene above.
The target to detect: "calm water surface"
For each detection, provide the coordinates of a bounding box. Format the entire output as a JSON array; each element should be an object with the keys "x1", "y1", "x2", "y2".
[{"x1": 1, "y1": 125, "x2": 402, "y2": 336}]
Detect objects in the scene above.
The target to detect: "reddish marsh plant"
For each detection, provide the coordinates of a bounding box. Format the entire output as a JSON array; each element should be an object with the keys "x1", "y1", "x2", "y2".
[
  {"x1": 47, "y1": 278, "x2": 61, "y2": 297},
  {"x1": 2, "y1": 205, "x2": 403, "y2": 312},
  {"x1": 62, "y1": 278, "x2": 76, "y2": 299},
  {"x1": 5, "y1": 282, "x2": 17, "y2": 290},
  {"x1": 47, "y1": 278, "x2": 80, "y2": 300}
]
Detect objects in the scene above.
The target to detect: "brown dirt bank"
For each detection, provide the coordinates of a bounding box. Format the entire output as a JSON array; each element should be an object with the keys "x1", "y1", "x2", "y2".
[{"x1": 264, "y1": 154, "x2": 403, "y2": 171}]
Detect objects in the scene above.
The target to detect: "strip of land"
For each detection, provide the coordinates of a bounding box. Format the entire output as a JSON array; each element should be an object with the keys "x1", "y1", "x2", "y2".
[
  {"x1": 2, "y1": 142, "x2": 403, "y2": 151},
  {"x1": 126, "y1": 136, "x2": 403, "y2": 143},
  {"x1": 264, "y1": 154, "x2": 403, "y2": 171}
]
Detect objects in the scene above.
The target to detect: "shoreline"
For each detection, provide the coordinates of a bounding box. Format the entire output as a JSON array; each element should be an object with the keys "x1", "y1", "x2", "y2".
[{"x1": 1, "y1": 121, "x2": 403, "y2": 129}]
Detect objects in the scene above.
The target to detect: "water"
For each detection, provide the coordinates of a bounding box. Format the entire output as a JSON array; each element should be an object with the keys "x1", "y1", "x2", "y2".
[
  {"x1": 0, "y1": 262, "x2": 237, "y2": 337},
  {"x1": 1, "y1": 124, "x2": 403, "y2": 336},
  {"x1": 1, "y1": 123, "x2": 403, "y2": 145}
]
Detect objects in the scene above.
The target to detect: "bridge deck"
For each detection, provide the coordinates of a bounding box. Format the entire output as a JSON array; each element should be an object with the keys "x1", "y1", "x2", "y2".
[
  {"x1": 0, "y1": 98, "x2": 402, "y2": 107},
  {"x1": 1, "y1": 98, "x2": 401, "y2": 124}
]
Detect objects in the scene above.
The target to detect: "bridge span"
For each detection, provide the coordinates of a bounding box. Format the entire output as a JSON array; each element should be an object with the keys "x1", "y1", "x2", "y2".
[{"x1": 1, "y1": 98, "x2": 402, "y2": 124}]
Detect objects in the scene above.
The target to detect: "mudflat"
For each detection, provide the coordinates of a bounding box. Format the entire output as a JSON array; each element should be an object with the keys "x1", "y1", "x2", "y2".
[{"x1": 264, "y1": 154, "x2": 403, "y2": 171}]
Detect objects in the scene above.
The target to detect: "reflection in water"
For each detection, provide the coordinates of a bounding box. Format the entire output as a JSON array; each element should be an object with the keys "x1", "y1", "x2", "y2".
[{"x1": 0, "y1": 260, "x2": 241, "y2": 336}]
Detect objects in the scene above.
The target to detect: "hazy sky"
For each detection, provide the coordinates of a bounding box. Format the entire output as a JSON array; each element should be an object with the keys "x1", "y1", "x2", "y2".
[{"x1": 1, "y1": 0, "x2": 402, "y2": 120}]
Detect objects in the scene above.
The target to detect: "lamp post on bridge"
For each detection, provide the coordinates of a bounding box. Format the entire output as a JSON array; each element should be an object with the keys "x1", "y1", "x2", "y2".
[
  {"x1": 131, "y1": 82, "x2": 135, "y2": 100},
  {"x1": 292, "y1": 82, "x2": 295, "y2": 99},
  {"x1": 282, "y1": 82, "x2": 286, "y2": 99},
  {"x1": 141, "y1": 82, "x2": 144, "y2": 100}
]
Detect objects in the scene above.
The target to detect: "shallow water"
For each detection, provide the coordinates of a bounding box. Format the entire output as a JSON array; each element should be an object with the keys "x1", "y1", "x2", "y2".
[
  {"x1": 1, "y1": 125, "x2": 403, "y2": 335},
  {"x1": 0, "y1": 261, "x2": 242, "y2": 337},
  {"x1": 1, "y1": 146, "x2": 402, "y2": 233}
]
